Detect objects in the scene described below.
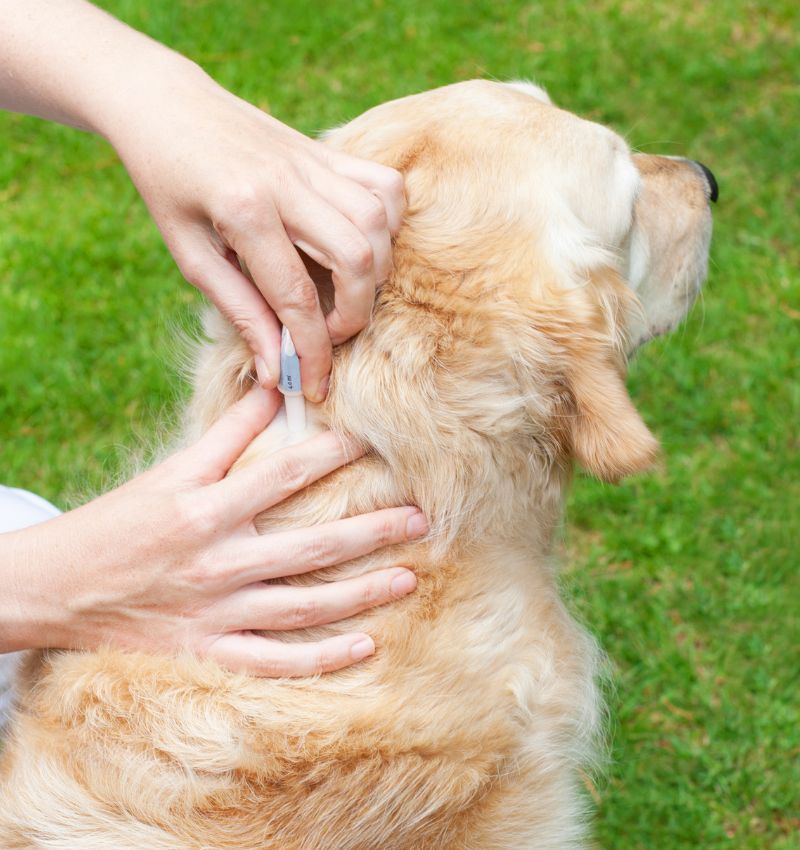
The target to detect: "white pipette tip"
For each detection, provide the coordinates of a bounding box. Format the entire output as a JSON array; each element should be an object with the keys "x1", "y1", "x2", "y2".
[
  {"x1": 278, "y1": 327, "x2": 306, "y2": 435},
  {"x1": 284, "y1": 393, "x2": 307, "y2": 434}
]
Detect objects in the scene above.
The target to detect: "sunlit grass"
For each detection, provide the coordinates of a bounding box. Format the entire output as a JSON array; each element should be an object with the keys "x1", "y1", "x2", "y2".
[{"x1": 1, "y1": 1, "x2": 797, "y2": 846}]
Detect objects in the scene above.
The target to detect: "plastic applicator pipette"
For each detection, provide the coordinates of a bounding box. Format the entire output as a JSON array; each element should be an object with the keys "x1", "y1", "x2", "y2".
[{"x1": 278, "y1": 326, "x2": 307, "y2": 435}]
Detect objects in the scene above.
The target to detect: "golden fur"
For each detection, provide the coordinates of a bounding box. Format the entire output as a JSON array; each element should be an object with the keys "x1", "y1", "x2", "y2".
[{"x1": 0, "y1": 81, "x2": 713, "y2": 848}]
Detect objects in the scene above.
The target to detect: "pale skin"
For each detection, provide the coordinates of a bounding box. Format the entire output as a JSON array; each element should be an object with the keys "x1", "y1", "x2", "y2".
[{"x1": 0, "y1": 0, "x2": 423, "y2": 674}]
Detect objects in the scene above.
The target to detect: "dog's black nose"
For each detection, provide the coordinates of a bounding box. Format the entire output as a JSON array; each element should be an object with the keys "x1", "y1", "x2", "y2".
[{"x1": 692, "y1": 160, "x2": 719, "y2": 203}]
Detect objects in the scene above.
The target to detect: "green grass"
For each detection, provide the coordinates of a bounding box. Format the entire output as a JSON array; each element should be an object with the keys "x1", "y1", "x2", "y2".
[{"x1": 1, "y1": 1, "x2": 797, "y2": 847}]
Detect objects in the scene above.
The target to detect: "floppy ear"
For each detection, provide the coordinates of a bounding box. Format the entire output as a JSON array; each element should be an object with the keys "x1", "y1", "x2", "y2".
[{"x1": 567, "y1": 348, "x2": 659, "y2": 483}]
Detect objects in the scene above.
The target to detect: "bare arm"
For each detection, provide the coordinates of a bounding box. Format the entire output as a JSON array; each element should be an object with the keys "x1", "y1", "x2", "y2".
[
  {"x1": 0, "y1": 0, "x2": 405, "y2": 399},
  {"x1": 0, "y1": 0, "x2": 170, "y2": 131}
]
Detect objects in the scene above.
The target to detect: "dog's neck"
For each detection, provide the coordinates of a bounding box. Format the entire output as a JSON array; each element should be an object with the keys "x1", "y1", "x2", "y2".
[
  {"x1": 240, "y1": 395, "x2": 566, "y2": 559},
  {"x1": 226, "y1": 314, "x2": 569, "y2": 565},
  {"x1": 188, "y1": 255, "x2": 576, "y2": 564}
]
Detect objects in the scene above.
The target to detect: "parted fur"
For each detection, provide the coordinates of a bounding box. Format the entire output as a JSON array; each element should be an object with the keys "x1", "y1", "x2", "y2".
[{"x1": 0, "y1": 81, "x2": 712, "y2": 849}]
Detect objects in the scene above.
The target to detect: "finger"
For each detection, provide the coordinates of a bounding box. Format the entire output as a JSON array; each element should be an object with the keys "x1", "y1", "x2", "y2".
[
  {"x1": 183, "y1": 385, "x2": 282, "y2": 482},
  {"x1": 306, "y1": 169, "x2": 393, "y2": 345},
  {"x1": 308, "y1": 165, "x2": 393, "y2": 283},
  {"x1": 276, "y1": 188, "x2": 378, "y2": 349},
  {"x1": 176, "y1": 240, "x2": 282, "y2": 382},
  {"x1": 227, "y1": 506, "x2": 429, "y2": 584},
  {"x1": 233, "y1": 216, "x2": 332, "y2": 402},
  {"x1": 219, "y1": 566, "x2": 417, "y2": 632},
  {"x1": 327, "y1": 151, "x2": 406, "y2": 235},
  {"x1": 205, "y1": 630, "x2": 376, "y2": 676},
  {"x1": 207, "y1": 430, "x2": 364, "y2": 524}
]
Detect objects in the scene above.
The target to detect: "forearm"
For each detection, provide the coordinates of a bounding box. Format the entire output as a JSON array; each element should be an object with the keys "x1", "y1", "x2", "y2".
[
  {"x1": 0, "y1": 0, "x2": 200, "y2": 139},
  {"x1": 0, "y1": 525, "x2": 69, "y2": 653}
]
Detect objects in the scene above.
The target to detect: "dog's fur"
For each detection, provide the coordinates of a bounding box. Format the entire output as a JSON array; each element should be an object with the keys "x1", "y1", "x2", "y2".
[{"x1": 0, "y1": 81, "x2": 713, "y2": 848}]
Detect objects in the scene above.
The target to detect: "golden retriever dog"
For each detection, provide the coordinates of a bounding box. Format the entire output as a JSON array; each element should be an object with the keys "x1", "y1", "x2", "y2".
[{"x1": 0, "y1": 80, "x2": 714, "y2": 848}]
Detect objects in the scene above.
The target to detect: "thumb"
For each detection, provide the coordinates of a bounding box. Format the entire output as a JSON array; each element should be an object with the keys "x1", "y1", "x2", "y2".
[
  {"x1": 183, "y1": 385, "x2": 282, "y2": 482},
  {"x1": 177, "y1": 241, "x2": 282, "y2": 385}
]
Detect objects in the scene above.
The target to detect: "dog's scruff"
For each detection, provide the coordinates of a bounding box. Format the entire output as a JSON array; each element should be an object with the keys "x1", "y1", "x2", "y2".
[{"x1": 0, "y1": 81, "x2": 713, "y2": 848}]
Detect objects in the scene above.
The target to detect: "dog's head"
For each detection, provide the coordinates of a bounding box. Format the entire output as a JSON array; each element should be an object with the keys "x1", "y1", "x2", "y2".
[
  {"x1": 191, "y1": 80, "x2": 714, "y2": 544},
  {"x1": 320, "y1": 80, "x2": 714, "y2": 487}
]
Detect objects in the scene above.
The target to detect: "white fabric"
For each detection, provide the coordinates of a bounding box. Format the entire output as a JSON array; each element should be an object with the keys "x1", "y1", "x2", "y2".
[
  {"x1": 0, "y1": 486, "x2": 62, "y2": 734},
  {"x1": 0, "y1": 484, "x2": 62, "y2": 532}
]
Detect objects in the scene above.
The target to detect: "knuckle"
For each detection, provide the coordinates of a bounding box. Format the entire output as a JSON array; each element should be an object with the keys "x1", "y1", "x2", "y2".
[
  {"x1": 312, "y1": 647, "x2": 334, "y2": 674},
  {"x1": 213, "y1": 185, "x2": 262, "y2": 232},
  {"x1": 271, "y1": 160, "x2": 299, "y2": 194},
  {"x1": 338, "y1": 236, "x2": 374, "y2": 276},
  {"x1": 185, "y1": 552, "x2": 220, "y2": 591},
  {"x1": 383, "y1": 168, "x2": 405, "y2": 201},
  {"x1": 360, "y1": 578, "x2": 385, "y2": 608},
  {"x1": 305, "y1": 534, "x2": 342, "y2": 568},
  {"x1": 272, "y1": 454, "x2": 311, "y2": 493},
  {"x1": 283, "y1": 274, "x2": 319, "y2": 314},
  {"x1": 229, "y1": 314, "x2": 260, "y2": 346},
  {"x1": 285, "y1": 598, "x2": 321, "y2": 629},
  {"x1": 373, "y1": 517, "x2": 399, "y2": 549},
  {"x1": 352, "y1": 195, "x2": 388, "y2": 234},
  {"x1": 177, "y1": 256, "x2": 210, "y2": 290},
  {"x1": 173, "y1": 494, "x2": 222, "y2": 539},
  {"x1": 254, "y1": 656, "x2": 288, "y2": 678}
]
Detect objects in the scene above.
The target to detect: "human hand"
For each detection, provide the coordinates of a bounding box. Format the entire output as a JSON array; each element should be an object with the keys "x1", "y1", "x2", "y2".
[
  {"x1": 0, "y1": 3, "x2": 404, "y2": 399},
  {"x1": 0, "y1": 0, "x2": 405, "y2": 401},
  {"x1": 103, "y1": 63, "x2": 404, "y2": 402},
  {"x1": 0, "y1": 387, "x2": 425, "y2": 675}
]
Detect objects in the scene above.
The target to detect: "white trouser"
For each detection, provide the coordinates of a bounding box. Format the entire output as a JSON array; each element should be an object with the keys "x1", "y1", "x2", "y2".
[{"x1": 0, "y1": 485, "x2": 62, "y2": 734}]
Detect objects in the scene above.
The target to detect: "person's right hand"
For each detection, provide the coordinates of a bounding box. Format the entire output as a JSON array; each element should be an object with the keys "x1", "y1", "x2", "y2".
[
  {"x1": 0, "y1": 0, "x2": 405, "y2": 403},
  {"x1": 1, "y1": 387, "x2": 426, "y2": 675},
  {"x1": 103, "y1": 62, "x2": 406, "y2": 402}
]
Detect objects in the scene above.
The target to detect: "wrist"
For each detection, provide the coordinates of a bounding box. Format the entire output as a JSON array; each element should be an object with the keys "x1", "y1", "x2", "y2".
[
  {"x1": 88, "y1": 45, "x2": 209, "y2": 146},
  {"x1": 0, "y1": 526, "x2": 72, "y2": 653},
  {"x1": 91, "y1": 51, "x2": 215, "y2": 148}
]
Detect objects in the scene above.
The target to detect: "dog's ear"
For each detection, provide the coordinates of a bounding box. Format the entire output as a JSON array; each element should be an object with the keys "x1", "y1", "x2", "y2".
[{"x1": 566, "y1": 347, "x2": 659, "y2": 483}]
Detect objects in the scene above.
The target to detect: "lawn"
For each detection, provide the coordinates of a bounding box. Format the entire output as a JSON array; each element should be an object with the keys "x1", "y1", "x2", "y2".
[{"x1": 1, "y1": 1, "x2": 797, "y2": 847}]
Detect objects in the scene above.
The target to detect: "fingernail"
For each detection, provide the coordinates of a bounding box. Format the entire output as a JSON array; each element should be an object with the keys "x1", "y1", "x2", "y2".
[
  {"x1": 406, "y1": 511, "x2": 429, "y2": 539},
  {"x1": 254, "y1": 356, "x2": 271, "y2": 387},
  {"x1": 390, "y1": 569, "x2": 417, "y2": 596},
  {"x1": 350, "y1": 636, "x2": 375, "y2": 661},
  {"x1": 313, "y1": 375, "x2": 330, "y2": 403}
]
